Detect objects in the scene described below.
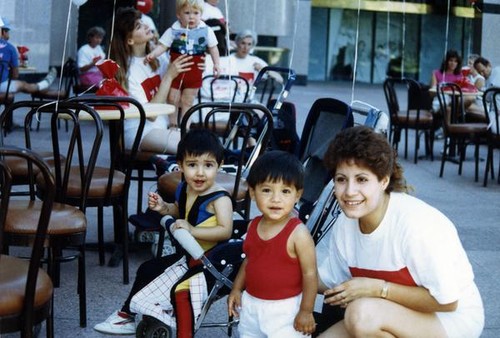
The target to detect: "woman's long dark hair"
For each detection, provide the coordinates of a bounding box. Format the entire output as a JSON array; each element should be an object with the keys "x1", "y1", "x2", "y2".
[
  {"x1": 440, "y1": 49, "x2": 462, "y2": 75},
  {"x1": 110, "y1": 7, "x2": 158, "y2": 89}
]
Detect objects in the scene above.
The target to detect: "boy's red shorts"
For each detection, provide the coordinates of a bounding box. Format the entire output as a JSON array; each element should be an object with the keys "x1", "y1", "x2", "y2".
[{"x1": 171, "y1": 52, "x2": 204, "y2": 90}]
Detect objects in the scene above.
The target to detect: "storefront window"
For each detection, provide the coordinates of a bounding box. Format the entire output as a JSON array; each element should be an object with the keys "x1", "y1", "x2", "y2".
[{"x1": 309, "y1": 5, "x2": 477, "y2": 84}]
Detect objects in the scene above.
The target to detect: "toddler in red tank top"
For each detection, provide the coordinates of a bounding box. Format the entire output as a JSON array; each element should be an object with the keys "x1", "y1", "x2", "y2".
[{"x1": 228, "y1": 151, "x2": 318, "y2": 337}]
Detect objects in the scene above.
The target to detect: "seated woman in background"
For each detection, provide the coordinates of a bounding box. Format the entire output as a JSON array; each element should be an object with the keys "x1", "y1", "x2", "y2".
[
  {"x1": 431, "y1": 49, "x2": 463, "y2": 89},
  {"x1": 110, "y1": 7, "x2": 195, "y2": 149},
  {"x1": 316, "y1": 126, "x2": 484, "y2": 338},
  {"x1": 430, "y1": 49, "x2": 467, "y2": 112},
  {"x1": 228, "y1": 29, "x2": 283, "y2": 85},
  {"x1": 201, "y1": 28, "x2": 283, "y2": 104},
  {"x1": 77, "y1": 26, "x2": 106, "y2": 87}
]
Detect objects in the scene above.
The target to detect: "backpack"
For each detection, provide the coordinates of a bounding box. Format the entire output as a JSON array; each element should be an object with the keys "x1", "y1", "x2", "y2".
[{"x1": 267, "y1": 99, "x2": 300, "y2": 156}]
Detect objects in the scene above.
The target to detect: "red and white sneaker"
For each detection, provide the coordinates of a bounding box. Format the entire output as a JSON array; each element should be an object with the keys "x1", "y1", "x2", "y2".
[{"x1": 93, "y1": 310, "x2": 135, "y2": 335}]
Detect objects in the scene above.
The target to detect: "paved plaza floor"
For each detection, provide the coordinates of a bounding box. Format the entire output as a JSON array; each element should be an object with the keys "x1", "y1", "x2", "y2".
[{"x1": 2, "y1": 81, "x2": 499, "y2": 337}]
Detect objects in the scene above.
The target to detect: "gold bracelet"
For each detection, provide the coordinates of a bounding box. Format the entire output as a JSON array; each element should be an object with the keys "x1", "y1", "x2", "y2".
[{"x1": 381, "y1": 281, "x2": 389, "y2": 299}]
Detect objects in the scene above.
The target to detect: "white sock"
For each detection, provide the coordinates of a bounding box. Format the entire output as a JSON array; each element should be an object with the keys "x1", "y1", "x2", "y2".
[{"x1": 36, "y1": 67, "x2": 57, "y2": 91}]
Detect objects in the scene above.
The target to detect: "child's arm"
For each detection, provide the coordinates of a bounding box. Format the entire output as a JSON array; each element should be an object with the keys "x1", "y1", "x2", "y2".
[
  {"x1": 172, "y1": 193, "x2": 233, "y2": 242},
  {"x1": 228, "y1": 258, "x2": 247, "y2": 317},
  {"x1": 208, "y1": 45, "x2": 221, "y2": 77},
  {"x1": 148, "y1": 192, "x2": 179, "y2": 218},
  {"x1": 292, "y1": 224, "x2": 318, "y2": 335},
  {"x1": 145, "y1": 43, "x2": 168, "y2": 63}
]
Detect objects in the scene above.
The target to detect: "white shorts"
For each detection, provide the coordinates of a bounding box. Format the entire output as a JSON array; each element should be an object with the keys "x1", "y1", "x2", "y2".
[
  {"x1": 436, "y1": 283, "x2": 484, "y2": 338},
  {"x1": 238, "y1": 291, "x2": 309, "y2": 338}
]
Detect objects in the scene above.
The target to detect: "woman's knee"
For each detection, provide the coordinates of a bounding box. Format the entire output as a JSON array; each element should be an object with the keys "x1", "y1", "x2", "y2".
[{"x1": 344, "y1": 298, "x2": 386, "y2": 336}]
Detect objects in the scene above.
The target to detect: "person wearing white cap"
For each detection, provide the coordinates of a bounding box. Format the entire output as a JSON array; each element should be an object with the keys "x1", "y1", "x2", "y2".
[{"x1": 0, "y1": 16, "x2": 57, "y2": 95}]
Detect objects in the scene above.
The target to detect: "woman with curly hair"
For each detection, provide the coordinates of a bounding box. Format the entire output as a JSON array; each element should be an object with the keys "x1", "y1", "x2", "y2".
[{"x1": 316, "y1": 126, "x2": 484, "y2": 337}]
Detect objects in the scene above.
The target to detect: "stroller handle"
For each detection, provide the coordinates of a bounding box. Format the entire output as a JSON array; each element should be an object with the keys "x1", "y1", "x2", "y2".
[{"x1": 172, "y1": 228, "x2": 205, "y2": 259}]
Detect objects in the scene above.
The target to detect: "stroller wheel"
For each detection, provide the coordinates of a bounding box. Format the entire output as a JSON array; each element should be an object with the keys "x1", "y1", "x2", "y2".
[
  {"x1": 138, "y1": 316, "x2": 173, "y2": 338},
  {"x1": 136, "y1": 320, "x2": 148, "y2": 338}
]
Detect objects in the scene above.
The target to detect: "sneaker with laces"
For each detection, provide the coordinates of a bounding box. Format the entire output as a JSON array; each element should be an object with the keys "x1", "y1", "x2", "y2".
[{"x1": 93, "y1": 310, "x2": 136, "y2": 335}]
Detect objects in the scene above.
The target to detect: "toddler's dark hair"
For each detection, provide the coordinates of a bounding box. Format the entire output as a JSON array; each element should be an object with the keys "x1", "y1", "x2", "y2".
[
  {"x1": 247, "y1": 150, "x2": 304, "y2": 190},
  {"x1": 176, "y1": 129, "x2": 225, "y2": 164}
]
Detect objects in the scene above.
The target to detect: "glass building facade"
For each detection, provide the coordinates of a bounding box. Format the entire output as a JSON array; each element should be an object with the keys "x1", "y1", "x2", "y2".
[{"x1": 309, "y1": 0, "x2": 481, "y2": 84}]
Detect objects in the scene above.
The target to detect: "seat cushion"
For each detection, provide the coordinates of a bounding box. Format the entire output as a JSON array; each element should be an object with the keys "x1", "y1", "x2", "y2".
[
  {"x1": 36, "y1": 166, "x2": 126, "y2": 199},
  {"x1": 447, "y1": 123, "x2": 488, "y2": 135},
  {"x1": 0, "y1": 255, "x2": 53, "y2": 317},
  {"x1": 5, "y1": 200, "x2": 86, "y2": 236},
  {"x1": 5, "y1": 151, "x2": 64, "y2": 184},
  {"x1": 394, "y1": 110, "x2": 434, "y2": 127},
  {"x1": 86, "y1": 166, "x2": 126, "y2": 198}
]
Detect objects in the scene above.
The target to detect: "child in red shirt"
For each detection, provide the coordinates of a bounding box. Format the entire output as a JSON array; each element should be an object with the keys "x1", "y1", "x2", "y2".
[{"x1": 228, "y1": 150, "x2": 317, "y2": 337}]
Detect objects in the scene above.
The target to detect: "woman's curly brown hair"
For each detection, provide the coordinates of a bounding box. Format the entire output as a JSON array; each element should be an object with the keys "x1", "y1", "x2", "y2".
[{"x1": 324, "y1": 126, "x2": 409, "y2": 193}]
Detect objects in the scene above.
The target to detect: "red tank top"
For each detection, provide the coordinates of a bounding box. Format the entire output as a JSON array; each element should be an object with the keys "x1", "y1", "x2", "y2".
[{"x1": 243, "y1": 216, "x2": 303, "y2": 300}]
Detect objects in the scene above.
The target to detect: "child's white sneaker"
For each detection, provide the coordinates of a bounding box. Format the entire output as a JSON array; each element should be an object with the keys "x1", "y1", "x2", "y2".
[{"x1": 93, "y1": 310, "x2": 135, "y2": 335}]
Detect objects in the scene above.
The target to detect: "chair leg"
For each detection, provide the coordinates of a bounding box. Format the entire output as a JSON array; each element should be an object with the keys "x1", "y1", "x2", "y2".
[
  {"x1": 491, "y1": 151, "x2": 495, "y2": 180},
  {"x1": 136, "y1": 168, "x2": 144, "y2": 215},
  {"x1": 483, "y1": 146, "x2": 492, "y2": 187},
  {"x1": 458, "y1": 140, "x2": 465, "y2": 176},
  {"x1": 404, "y1": 128, "x2": 409, "y2": 159},
  {"x1": 439, "y1": 138, "x2": 448, "y2": 177},
  {"x1": 47, "y1": 247, "x2": 61, "y2": 288},
  {"x1": 119, "y1": 204, "x2": 130, "y2": 285},
  {"x1": 97, "y1": 206, "x2": 105, "y2": 266},
  {"x1": 474, "y1": 143, "x2": 480, "y2": 182},
  {"x1": 414, "y1": 129, "x2": 420, "y2": 164},
  {"x1": 46, "y1": 294, "x2": 54, "y2": 338},
  {"x1": 36, "y1": 113, "x2": 42, "y2": 132},
  {"x1": 429, "y1": 130, "x2": 435, "y2": 161},
  {"x1": 78, "y1": 245, "x2": 87, "y2": 327},
  {"x1": 496, "y1": 149, "x2": 500, "y2": 184}
]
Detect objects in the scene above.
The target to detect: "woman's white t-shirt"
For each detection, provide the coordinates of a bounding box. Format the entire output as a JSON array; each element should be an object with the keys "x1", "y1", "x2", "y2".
[{"x1": 124, "y1": 55, "x2": 169, "y2": 148}]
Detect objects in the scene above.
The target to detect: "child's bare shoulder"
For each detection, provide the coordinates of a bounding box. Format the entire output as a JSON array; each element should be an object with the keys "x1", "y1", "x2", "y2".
[
  {"x1": 205, "y1": 187, "x2": 232, "y2": 203},
  {"x1": 292, "y1": 221, "x2": 314, "y2": 240}
]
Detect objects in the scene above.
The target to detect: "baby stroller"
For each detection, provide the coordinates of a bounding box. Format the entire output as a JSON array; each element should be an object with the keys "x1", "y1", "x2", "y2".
[
  {"x1": 249, "y1": 66, "x2": 299, "y2": 155},
  {"x1": 134, "y1": 216, "x2": 247, "y2": 337}
]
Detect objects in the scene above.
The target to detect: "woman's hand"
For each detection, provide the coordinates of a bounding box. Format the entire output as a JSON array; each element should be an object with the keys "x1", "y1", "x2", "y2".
[
  {"x1": 165, "y1": 54, "x2": 194, "y2": 79},
  {"x1": 197, "y1": 56, "x2": 206, "y2": 72},
  {"x1": 323, "y1": 277, "x2": 382, "y2": 308}
]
